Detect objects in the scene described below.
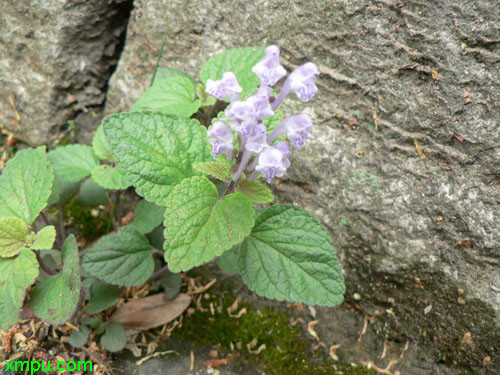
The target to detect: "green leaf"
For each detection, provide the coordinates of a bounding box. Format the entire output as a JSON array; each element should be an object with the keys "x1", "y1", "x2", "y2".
[
  {"x1": 31, "y1": 225, "x2": 56, "y2": 250},
  {"x1": 263, "y1": 110, "x2": 285, "y2": 133},
  {"x1": 49, "y1": 178, "x2": 81, "y2": 208},
  {"x1": 0, "y1": 249, "x2": 39, "y2": 330},
  {"x1": 163, "y1": 176, "x2": 254, "y2": 272},
  {"x1": 159, "y1": 271, "x2": 182, "y2": 300},
  {"x1": 69, "y1": 326, "x2": 90, "y2": 348},
  {"x1": 82, "y1": 316, "x2": 106, "y2": 335},
  {"x1": 193, "y1": 162, "x2": 231, "y2": 182},
  {"x1": 147, "y1": 226, "x2": 164, "y2": 249},
  {"x1": 132, "y1": 75, "x2": 201, "y2": 117},
  {"x1": 235, "y1": 179, "x2": 274, "y2": 204},
  {"x1": 92, "y1": 124, "x2": 114, "y2": 161},
  {"x1": 91, "y1": 165, "x2": 131, "y2": 190},
  {"x1": 103, "y1": 112, "x2": 212, "y2": 205},
  {"x1": 130, "y1": 200, "x2": 165, "y2": 234},
  {"x1": 83, "y1": 226, "x2": 154, "y2": 286},
  {"x1": 152, "y1": 67, "x2": 193, "y2": 87},
  {"x1": 48, "y1": 145, "x2": 99, "y2": 185},
  {"x1": 0, "y1": 217, "x2": 29, "y2": 257},
  {"x1": 78, "y1": 178, "x2": 108, "y2": 206},
  {"x1": 217, "y1": 245, "x2": 240, "y2": 275},
  {"x1": 101, "y1": 322, "x2": 127, "y2": 352},
  {"x1": 196, "y1": 83, "x2": 216, "y2": 107},
  {"x1": 29, "y1": 235, "x2": 82, "y2": 324},
  {"x1": 237, "y1": 205, "x2": 345, "y2": 306},
  {"x1": 86, "y1": 280, "x2": 120, "y2": 314},
  {"x1": 200, "y1": 46, "x2": 265, "y2": 99},
  {"x1": 0, "y1": 148, "x2": 54, "y2": 224}
]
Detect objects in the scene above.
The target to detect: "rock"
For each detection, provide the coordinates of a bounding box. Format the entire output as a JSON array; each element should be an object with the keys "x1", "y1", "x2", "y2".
[
  {"x1": 0, "y1": 0, "x2": 132, "y2": 145},
  {"x1": 105, "y1": 0, "x2": 500, "y2": 373}
]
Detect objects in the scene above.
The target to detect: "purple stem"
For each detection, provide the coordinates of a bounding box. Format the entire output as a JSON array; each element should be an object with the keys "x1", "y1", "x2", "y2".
[
  {"x1": 271, "y1": 79, "x2": 291, "y2": 110},
  {"x1": 266, "y1": 120, "x2": 287, "y2": 144}
]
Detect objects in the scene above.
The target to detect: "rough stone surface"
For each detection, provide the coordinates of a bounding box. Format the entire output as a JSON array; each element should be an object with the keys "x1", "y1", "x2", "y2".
[
  {"x1": 105, "y1": 1, "x2": 500, "y2": 373},
  {"x1": 0, "y1": 0, "x2": 132, "y2": 145}
]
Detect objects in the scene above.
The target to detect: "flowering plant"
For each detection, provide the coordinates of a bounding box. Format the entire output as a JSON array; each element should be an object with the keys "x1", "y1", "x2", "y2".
[{"x1": 0, "y1": 46, "x2": 344, "y2": 350}]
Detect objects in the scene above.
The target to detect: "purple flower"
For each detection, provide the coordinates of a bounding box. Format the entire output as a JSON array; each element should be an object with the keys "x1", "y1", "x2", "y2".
[
  {"x1": 272, "y1": 62, "x2": 320, "y2": 109},
  {"x1": 272, "y1": 141, "x2": 291, "y2": 168},
  {"x1": 282, "y1": 114, "x2": 313, "y2": 149},
  {"x1": 245, "y1": 124, "x2": 268, "y2": 153},
  {"x1": 289, "y1": 63, "x2": 320, "y2": 102},
  {"x1": 225, "y1": 86, "x2": 274, "y2": 135},
  {"x1": 267, "y1": 114, "x2": 313, "y2": 149},
  {"x1": 252, "y1": 45, "x2": 287, "y2": 86},
  {"x1": 206, "y1": 72, "x2": 242, "y2": 102},
  {"x1": 207, "y1": 121, "x2": 234, "y2": 158},
  {"x1": 255, "y1": 145, "x2": 289, "y2": 181}
]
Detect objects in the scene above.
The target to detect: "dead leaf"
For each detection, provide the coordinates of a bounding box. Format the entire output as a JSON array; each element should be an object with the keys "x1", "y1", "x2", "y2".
[
  {"x1": 110, "y1": 293, "x2": 191, "y2": 330},
  {"x1": 307, "y1": 320, "x2": 320, "y2": 342},
  {"x1": 329, "y1": 344, "x2": 341, "y2": 361},
  {"x1": 414, "y1": 139, "x2": 427, "y2": 159}
]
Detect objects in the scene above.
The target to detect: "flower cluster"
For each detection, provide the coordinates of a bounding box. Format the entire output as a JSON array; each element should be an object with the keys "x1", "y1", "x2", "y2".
[{"x1": 206, "y1": 45, "x2": 319, "y2": 182}]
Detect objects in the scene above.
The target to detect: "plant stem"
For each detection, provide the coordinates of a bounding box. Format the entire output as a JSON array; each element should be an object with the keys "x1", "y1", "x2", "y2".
[
  {"x1": 40, "y1": 211, "x2": 50, "y2": 226},
  {"x1": 35, "y1": 251, "x2": 57, "y2": 275},
  {"x1": 153, "y1": 249, "x2": 164, "y2": 257},
  {"x1": 105, "y1": 192, "x2": 118, "y2": 231},
  {"x1": 58, "y1": 207, "x2": 66, "y2": 243},
  {"x1": 149, "y1": 265, "x2": 170, "y2": 281}
]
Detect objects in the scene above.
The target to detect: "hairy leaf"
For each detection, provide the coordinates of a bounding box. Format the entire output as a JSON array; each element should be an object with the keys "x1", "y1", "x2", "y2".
[
  {"x1": 83, "y1": 226, "x2": 154, "y2": 286},
  {"x1": 152, "y1": 67, "x2": 194, "y2": 87},
  {"x1": 193, "y1": 161, "x2": 231, "y2": 182},
  {"x1": 69, "y1": 326, "x2": 90, "y2": 348},
  {"x1": 0, "y1": 217, "x2": 29, "y2": 257},
  {"x1": 103, "y1": 112, "x2": 212, "y2": 205},
  {"x1": 29, "y1": 235, "x2": 81, "y2": 324},
  {"x1": 91, "y1": 165, "x2": 131, "y2": 190},
  {"x1": 200, "y1": 47, "x2": 265, "y2": 99},
  {"x1": 130, "y1": 200, "x2": 165, "y2": 234},
  {"x1": 0, "y1": 249, "x2": 39, "y2": 330},
  {"x1": 132, "y1": 75, "x2": 201, "y2": 117},
  {"x1": 92, "y1": 124, "x2": 114, "y2": 161},
  {"x1": 101, "y1": 322, "x2": 127, "y2": 352},
  {"x1": 238, "y1": 205, "x2": 345, "y2": 306},
  {"x1": 163, "y1": 176, "x2": 254, "y2": 272},
  {"x1": 0, "y1": 148, "x2": 54, "y2": 224},
  {"x1": 31, "y1": 225, "x2": 56, "y2": 250},
  {"x1": 236, "y1": 179, "x2": 274, "y2": 204},
  {"x1": 48, "y1": 145, "x2": 99, "y2": 185},
  {"x1": 86, "y1": 280, "x2": 121, "y2": 314},
  {"x1": 78, "y1": 178, "x2": 108, "y2": 206},
  {"x1": 217, "y1": 245, "x2": 240, "y2": 275}
]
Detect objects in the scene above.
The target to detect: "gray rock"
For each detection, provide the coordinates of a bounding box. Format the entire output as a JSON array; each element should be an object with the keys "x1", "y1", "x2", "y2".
[
  {"x1": 105, "y1": 1, "x2": 500, "y2": 373},
  {"x1": 0, "y1": 0, "x2": 132, "y2": 145}
]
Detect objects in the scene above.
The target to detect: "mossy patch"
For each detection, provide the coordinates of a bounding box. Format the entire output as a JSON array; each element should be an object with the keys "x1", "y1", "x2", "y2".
[
  {"x1": 173, "y1": 290, "x2": 375, "y2": 375},
  {"x1": 63, "y1": 199, "x2": 111, "y2": 243}
]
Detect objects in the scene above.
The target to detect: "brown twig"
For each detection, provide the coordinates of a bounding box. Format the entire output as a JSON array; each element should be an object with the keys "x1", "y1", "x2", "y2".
[{"x1": 35, "y1": 251, "x2": 57, "y2": 275}]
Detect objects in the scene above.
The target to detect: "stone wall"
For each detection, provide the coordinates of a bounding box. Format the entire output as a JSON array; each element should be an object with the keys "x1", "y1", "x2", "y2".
[
  {"x1": 1, "y1": 0, "x2": 499, "y2": 373},
  {"x1": 0, "y1": 0, "x2": 132, "y2": 145},
  {"x1": 106, "y1": 1, "x2": 499, "y2": 372}
]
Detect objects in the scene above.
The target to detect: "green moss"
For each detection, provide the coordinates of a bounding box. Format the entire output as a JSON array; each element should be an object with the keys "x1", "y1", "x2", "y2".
[
  {"x1": 63, "y1": 199, "x2": 111, "y2": 243},
  {"x1": 174, "y1": 292, "x2": 374, "y2": 375}
]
